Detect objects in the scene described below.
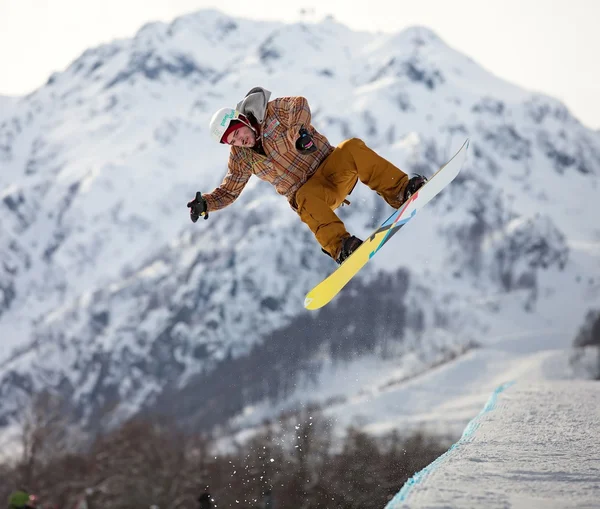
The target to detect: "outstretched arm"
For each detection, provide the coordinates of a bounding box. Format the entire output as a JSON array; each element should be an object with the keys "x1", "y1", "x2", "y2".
[
  {"x1": 203, "y1": 162, "x2": 252, "y2": 212},
  {"x1": 188, "y1": 157, "x2": 252, "y2": 223}
]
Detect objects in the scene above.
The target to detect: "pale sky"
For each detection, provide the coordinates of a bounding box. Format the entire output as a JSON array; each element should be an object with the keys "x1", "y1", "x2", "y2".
[{"x1": 1, "y1": 0, "x2": 599, "y2": 129}]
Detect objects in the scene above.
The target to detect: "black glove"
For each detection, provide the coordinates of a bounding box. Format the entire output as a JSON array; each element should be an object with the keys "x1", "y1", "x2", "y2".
[
  {"x1": 295, "y1": 127, "x2": 317, "y2": 154},
  {"x1": 187, "y1": 192, "x2": 209, "y2": 222}
]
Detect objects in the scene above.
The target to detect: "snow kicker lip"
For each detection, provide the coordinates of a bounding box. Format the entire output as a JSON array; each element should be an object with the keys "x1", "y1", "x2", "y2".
[{"x1": 385, "y1": 380, "x2": 516, "y2": 507}]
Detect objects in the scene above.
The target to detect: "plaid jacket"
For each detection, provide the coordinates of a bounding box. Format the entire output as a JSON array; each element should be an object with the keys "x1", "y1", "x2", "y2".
[{"x1": 203, "y1": 96, "x2": 334, "y2": 212}]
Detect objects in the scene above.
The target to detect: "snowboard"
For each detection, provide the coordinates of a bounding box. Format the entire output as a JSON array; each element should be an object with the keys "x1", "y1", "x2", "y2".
[{"x1": 303, "y1": 138, "x2": 470, "y2": 310}]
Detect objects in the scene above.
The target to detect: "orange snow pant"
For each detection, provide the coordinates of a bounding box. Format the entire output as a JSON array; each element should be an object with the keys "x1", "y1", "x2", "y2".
[{"x1": 295, "y1": 138, "x2": 409, "y2": 259}]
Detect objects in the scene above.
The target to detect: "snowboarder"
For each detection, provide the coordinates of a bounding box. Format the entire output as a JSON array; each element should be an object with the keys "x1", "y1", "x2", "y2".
[{"x1": 187, "y1": 87, "x2": 426, "y2": 264}]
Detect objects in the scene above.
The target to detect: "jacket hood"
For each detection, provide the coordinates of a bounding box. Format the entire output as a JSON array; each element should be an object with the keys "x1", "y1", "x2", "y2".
[{"x1": 235, "y1": 87, "x2": 271, "y2": 124}]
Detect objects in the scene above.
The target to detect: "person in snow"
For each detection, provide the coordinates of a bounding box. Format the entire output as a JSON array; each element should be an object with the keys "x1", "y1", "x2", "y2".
[
  {"x1": 7, "y1": 490, "x2": 37, "y2": 509},
  {"x1": 187, "y1": 87, "x2": 426, "y2": 264},
  {"x1": 197, "y1": 491, "x2": 212, "y2": 509}
]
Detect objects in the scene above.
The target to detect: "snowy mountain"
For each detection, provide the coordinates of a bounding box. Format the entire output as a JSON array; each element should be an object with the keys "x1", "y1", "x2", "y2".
[{"x1": 0, "y1": 9, "x2": 599, "y2": 438}]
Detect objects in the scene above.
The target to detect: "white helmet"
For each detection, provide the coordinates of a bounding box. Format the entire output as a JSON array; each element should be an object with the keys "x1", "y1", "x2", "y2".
[{"x1": 209, "y1": 107, "x2": 249, "y2": 143}]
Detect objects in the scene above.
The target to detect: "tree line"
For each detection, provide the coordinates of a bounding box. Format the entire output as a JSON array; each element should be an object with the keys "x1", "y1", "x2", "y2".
[{"x1": 1, "y1": 394, "x2": 449, "y2": 509}]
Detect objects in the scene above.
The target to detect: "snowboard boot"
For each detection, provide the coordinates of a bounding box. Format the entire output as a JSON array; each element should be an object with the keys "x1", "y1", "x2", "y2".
[
  {"x1": 402, "y1": 174, "x2": 428, "y2": 204},
  {"x1": 336, "y1": 235, "x2": 363, "y2": 265}
]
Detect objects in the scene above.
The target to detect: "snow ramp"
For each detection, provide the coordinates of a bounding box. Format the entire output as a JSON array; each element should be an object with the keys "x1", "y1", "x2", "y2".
[{"x1": 385, "y1": 381, "x2": 600, "y2": 509}]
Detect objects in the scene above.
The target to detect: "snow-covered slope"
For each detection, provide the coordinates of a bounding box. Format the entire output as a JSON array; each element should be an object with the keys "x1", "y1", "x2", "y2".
[
  {"x1": 0, "y1": 9, "x2": 598, "y2": 436},
  {"x1": 386, "y1": 381, "x2": 600, "y2": 508}
]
